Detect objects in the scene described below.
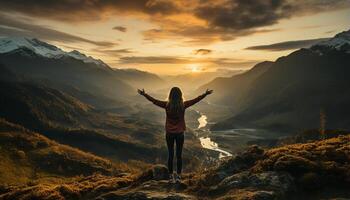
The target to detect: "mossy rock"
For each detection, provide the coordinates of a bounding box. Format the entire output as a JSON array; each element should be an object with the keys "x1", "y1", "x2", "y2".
[
  {"x1": 298, "y1": 172, "x2": 321, "y2": 190},
  {"x1": 273, "y1": 155, "x2": 318, "y2": 175}
]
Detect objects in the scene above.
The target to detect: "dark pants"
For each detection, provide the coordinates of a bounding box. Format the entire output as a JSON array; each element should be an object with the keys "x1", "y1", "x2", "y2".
[{"x1": 166, "y1": 132, "x2": 184, "y2": 174}]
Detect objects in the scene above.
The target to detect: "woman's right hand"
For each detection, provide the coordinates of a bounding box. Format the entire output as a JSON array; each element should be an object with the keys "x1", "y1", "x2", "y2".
[{"x1": 137, "y1": 89, "x2": 146, "y2": 96}]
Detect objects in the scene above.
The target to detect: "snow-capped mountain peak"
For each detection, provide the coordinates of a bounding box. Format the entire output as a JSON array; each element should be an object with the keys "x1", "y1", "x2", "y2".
[
  {"x1": 0, "y1": 37, "x2": 108, "y2": 67},
  {"x1": 312, "y1": 29, "x2": 350, "y2": 52}
]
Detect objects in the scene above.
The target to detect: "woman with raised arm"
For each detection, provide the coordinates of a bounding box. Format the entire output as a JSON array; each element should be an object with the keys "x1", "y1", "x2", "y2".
[{"x1": 137, "y1": 87, "x2": 213, "y2": 183}]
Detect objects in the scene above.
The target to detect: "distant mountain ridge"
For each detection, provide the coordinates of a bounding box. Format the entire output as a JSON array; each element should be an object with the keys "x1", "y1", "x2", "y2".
[
  {"x1": 0, "y1": 37, "x2": 166, "y2": 108},
  {"x1": 201, "y1": 29, "x2": 350, "y2": 133},
  {"x1": 165, "y1": 70, "x2": 244, "y2": 93},
  {"x1": 0, "y1": 37, "x2": 108, "y2": 67},
  {"x1": 198, "y1": 61, "x2": 272, "y2": 109},
  {"x1": 113, "y1": 68, "x2": 165, "y2": 89}
]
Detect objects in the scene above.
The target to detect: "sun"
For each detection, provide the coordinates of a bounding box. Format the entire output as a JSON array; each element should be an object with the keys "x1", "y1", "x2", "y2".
[
  {"x1": 192, "y1": 66, "x2": 200, "y2": 72},
  {"x1": 188, "y1": 64, "x2": 201, "y2": 73}
]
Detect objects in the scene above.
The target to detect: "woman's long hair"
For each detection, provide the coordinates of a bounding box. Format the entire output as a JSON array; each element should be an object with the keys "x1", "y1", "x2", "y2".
[{"x1": 167, "y1": 87, "x2": 184, "y2": 115}]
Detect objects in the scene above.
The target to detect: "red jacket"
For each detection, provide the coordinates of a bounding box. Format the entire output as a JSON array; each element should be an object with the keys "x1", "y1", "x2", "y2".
[{"x1": 144, "y1": 93, "x2": 206, "y2": 133}]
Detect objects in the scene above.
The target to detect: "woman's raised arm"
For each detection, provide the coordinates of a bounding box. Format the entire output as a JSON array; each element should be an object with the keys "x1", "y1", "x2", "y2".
[
  {"x1": 138, "y1": 89, "x2": 167, "y2": 108},
  {"x1": 184, "y1": 89, "x2": 213, "y2": 109}
]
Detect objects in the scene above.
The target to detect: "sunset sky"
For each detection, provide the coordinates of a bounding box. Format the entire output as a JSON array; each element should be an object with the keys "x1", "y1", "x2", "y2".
[{"x1": 0, "y1": 0, "x2": 349, "y2": 75}]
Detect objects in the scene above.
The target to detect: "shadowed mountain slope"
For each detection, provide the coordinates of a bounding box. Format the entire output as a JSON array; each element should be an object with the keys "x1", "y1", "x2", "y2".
[{"x1": 201, "y1": 30, "x2": 350, "y2": 133}]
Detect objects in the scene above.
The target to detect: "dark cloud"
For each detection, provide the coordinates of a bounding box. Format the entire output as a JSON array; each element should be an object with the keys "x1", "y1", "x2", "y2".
[
  {"x1": 195, "y1": 0, "x2": 291, "y2": 30},
  {"x1": 113, "y1": 26, "x2": 127, "y2": 32},
  {"x1": 100, "y1": 49, "x2": 135, "y2": 54},
  {"x1": 0, "y1": 13, "x2": 116, "y2": 47},
  {"x1": 209, "y1": 58, "x2": 259, "y2": 68},
  {"x1": 193, "y1": 49, "x2": 212, "y2": 55},
  {"x1": 95, "y1": 48, "x2": 135, "y2": 57},
  {"x1": 325, "y1": 30, "x2": 336, "y2": 34},
  {"x1": 215, "y1": 68, "x2": 245, "y2": 74},
  {"x1": 194, "y1": 0, "x2": 349, "y2": 31},
  {"x1": 245, "y1": 38, "x2": 330, "y2": 51},
  {"x1": 0, "y1": 0, "x2": 180, "y2": 21},
  {"x1": 143, "y1": 25, "x2": 278, "y2": 44},
  {"x1": 118, "y1": 56, "x2": 191, "y2": 64},
  {"x1": 299, "y1": 25, "x2": 323, "y2": 29}
]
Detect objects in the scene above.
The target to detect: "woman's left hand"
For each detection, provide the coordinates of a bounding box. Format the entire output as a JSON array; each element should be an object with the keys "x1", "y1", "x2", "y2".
[{"x1": 205, "y1": 89, "x2": 213, "y2": 96}]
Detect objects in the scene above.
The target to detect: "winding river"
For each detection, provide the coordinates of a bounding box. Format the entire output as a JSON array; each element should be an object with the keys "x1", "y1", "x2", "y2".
[{"x1": 197, "y1": 112, "x2": 233, "y2": 158}]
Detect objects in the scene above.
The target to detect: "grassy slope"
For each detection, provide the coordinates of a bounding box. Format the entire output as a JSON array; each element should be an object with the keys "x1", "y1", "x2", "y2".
[
  {"x1": 1, "y1": 135, "x2": 348, "y2": 199},
  {"x1": 0, "y1": 119, "x2": 123, "y2": 186}
]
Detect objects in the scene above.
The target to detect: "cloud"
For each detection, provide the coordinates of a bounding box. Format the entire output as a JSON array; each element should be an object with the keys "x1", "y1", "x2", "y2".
[
  {"x1": 193, "y1": 49, "x2": 212, "y2": 55},
  {"x1": 0, "y1": 13, "x2": 116, "y2": 48},
  {"x1": 0, "y1": 0, "x2": 349, "y2": 44},
  {"x1": 209, "y1": 58, "x2": 259, "y2": 68},
  {"x1": 144, "y1": 0, "x2": 349, "y2": 44},
  {"x1": 118, "y1": 56, "x2": 192, "y2": 64},
  {"x1": 143, "y1": 24, "x2": 278, "y2": 45},
  {"x1": 100, "y1": 49, "x2": 135, "y2": 54},
  {"x1": 94, "y1": 48, "x2": 135, "y2": 57},
  {"x1": 113, "y1": 26, "x2": 127, "y2": 32},
  {"x1": 0, "y1": 0, "x2": 180, "y2": 21},
  {"x1": 194, "y1": 0, "x2": 349, "y2": 31},
  {"x1": 245, "y1": 38, "x2": 330, "y2": 51},
  {"x1": 324, "y1": 30, "x2": 336, "y2": 34}
]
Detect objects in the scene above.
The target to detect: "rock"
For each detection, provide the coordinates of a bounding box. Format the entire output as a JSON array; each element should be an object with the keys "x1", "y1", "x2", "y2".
[
  {"x1": 273, "y1": 155, "x2": 318, "y2": 175},
  {"x1": 98, "y1": 191, "x2": 195, "y2": 200},
  {"x1": 56, "y1": 184, "x2": 81, "y2": 199},
  {"x1": 15, "y1": 150, "x2": 26, "y2": 159},
  {"x1": 202, "y1": 148, "x2": 265, "y2": 187},
  {"x1": 152, "y1": 165, "x2": 169, "y2": 181},
  {"x1": 249, "y1": 190, "x2": 276, "y2": 200},
  {"x1": 97, "y1": 191, "x2": 148, "y2": 200},
  {"x1": 209, "y1": 171, "x2": 294, "y2": 196},
  {"x1": 216, "y1": 190, "x2": 276, "y2": 200},
  {"x1": 298, "y1": 172, "x2": 321, "y2": 189},
  {"x1": 137, "y1": 165, "x2": 169, "y2": 183}
]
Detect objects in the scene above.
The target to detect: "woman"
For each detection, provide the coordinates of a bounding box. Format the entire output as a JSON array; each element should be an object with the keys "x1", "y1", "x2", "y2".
[{"x1": 138, "y1": 87, "x2": 213, "y2": 183}]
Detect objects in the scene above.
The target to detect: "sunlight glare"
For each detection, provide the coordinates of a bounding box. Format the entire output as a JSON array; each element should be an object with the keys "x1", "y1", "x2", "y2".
[{"x1": 189, "y1": 64, "x2": 201, "y2": 73}]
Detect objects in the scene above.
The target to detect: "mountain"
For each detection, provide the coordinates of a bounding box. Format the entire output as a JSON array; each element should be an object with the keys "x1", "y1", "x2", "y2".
[
  {"x1": 0, "y1": 63, "x2": 18, "y2": 82},
  {"x1": 0, "y1": 79, "x2": 91, "y2": 130},
  {"x1": 312, "y1": 29, "x2": 350, "y2": 52},
  {"x1": 0, "y1": 37, "x2": 133, "y2": 108},
  {"x1": 0, "y1": 80, "x2": 166, "y2": 161},
  {"x1": 198, "y1": 61, "x2": 272, "y2": 110},
  {"x1": 164, "y1": 70, "x2": 244, "y2": 93},
  {"x1": 204, "y1": 29, "x2": 350, "y2": 133},
  {"x1": 113, "y1": 68, "x2": 166, "y2": 89},
  {"x1": 0, "y1": 37, "x2": 108, "y2": 67}
]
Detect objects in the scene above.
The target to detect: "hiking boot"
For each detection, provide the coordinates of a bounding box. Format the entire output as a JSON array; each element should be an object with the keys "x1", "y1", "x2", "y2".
[
  {"x1": 175, "y1": 174, "x2": 181, "y2": 183},
  {"x1": 168, "y1": 174, "x2": 175, "y2": 183}
]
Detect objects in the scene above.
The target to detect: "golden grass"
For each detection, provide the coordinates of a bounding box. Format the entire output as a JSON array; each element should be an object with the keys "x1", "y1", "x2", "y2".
[{"x1": 0, "y1": 119, "x2": 135, "y2": 186}]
